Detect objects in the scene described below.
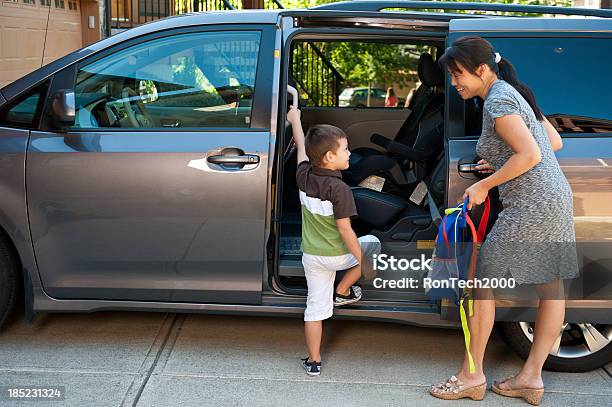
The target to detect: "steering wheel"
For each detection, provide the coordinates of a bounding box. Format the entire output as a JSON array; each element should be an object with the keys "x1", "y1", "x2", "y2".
[{"x1": 121, "y1": 87, "x2": 154, "y2": 128}]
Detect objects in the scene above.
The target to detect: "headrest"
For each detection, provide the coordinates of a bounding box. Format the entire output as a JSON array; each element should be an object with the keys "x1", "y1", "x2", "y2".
[{"x1": 418, "y1": 53, "x2": 445, "y2": 88}]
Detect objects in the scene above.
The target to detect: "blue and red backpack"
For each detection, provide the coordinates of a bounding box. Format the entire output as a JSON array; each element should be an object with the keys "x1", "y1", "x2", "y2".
[{"x1": 426, "y1": 195, "x2": 491, "y2": 373}]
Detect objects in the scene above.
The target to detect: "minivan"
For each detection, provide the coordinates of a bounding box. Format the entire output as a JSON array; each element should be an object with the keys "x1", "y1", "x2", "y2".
[{"x1": 0, "y1": 1, "x2": 610, "y2": 372}]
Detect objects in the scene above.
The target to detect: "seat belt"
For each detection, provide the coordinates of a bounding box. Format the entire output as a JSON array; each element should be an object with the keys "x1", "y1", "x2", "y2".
[{"x1": 427, "y1": 190, "x2": 442, "y2": 228}]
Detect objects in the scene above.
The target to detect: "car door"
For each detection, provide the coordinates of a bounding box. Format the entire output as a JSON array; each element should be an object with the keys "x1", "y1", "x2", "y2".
[
  {"x1": 27, "y1": 26, "x2": 277, "y2": 304},
  {"x1": 445, "y1": 19, "x2": 612, "y2": 303}
]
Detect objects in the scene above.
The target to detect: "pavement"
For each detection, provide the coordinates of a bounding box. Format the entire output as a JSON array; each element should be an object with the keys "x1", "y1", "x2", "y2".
[{"x1": 0, "y1": 306, "x2": 610, "y2": 406}]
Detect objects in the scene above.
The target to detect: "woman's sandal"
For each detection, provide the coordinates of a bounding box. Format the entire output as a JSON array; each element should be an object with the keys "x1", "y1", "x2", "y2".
[
  {"x1": 492, "y1": 377, "x2": 544, "y2": 406},
  {"x1": 429, "y1": 375, "x2": 486, "y2": 401}
]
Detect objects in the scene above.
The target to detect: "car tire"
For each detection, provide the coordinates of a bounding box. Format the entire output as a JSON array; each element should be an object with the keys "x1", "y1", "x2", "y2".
[
  {"x1": 497, "y1": 321, "x2": 612, "y2": 372},
  {"x1": 0, "y1": 236, "x2": 19, "y2": 332}
]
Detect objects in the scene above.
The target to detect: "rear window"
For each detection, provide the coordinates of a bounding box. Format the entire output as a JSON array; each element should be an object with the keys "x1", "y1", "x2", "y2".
[{"x1": 485, "y1": 37, "x2": 611, "y2": 133}]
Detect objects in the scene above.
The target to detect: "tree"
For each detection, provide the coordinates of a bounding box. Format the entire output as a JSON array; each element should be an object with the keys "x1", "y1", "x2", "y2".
[{"x1": 321, "y1": 42, "x2": 430, "y2": 89}]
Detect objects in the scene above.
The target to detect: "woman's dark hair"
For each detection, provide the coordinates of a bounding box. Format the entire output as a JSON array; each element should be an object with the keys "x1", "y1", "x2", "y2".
[
  {"x1": 438, "y1": 36, "x2": 544, "y2": 121},
  {"x1": 387, "y1": 87, "x2": 396, "y2": 97}
]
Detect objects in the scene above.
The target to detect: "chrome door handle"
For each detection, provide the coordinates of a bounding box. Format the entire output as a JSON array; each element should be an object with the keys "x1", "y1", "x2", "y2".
[
  {"x1": 207, "y1": 154, "x2": 260, "y2": 165},
  {"x1": 458, "y1": 163, "x2": 480, "y2": 173}
]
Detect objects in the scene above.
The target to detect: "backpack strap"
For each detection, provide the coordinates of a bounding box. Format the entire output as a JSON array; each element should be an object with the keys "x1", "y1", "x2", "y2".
[
  {"x1": 461, "y1": 211, "x2": 478, "y2": 375},
  {"x1": 456, "y1": 196, "x2": 483, "y2": 376},
  {"x1": 476, "y1": 196, "x2": 491, "y2": 243},
  {"x1": 464, "y1": 213, "x2": 478, "y2": 282},
  {"x1": 459, "y1": 295, "x2": 475, "y2": 374}
]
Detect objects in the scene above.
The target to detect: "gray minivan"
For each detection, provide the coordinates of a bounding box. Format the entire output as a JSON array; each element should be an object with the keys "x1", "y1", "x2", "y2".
[{"x1": 0, "y1": 1, "x2": 611, "y2": 372}]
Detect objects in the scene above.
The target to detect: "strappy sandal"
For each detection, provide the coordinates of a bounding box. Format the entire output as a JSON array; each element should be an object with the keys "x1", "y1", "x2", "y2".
[
  {"x1": 492, "y1": 377, "x2": 544, "y2": 406},
  {"x1": 429, "y1": 375, "x2": 486, "y2": 401}
]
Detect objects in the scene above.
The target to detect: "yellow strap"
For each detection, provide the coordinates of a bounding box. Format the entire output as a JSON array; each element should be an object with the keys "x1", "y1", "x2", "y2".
[
  {"x1": 459, "y1": 297, "x2": 476, "y2": 374},
  {"x1": 444, "y1": 207, "x2": 462, "y2": 215}
]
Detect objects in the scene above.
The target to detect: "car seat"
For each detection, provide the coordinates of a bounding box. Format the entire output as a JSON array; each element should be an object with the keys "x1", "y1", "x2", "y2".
[
  {"x1": 343, "y1": 53, "x2": 445, "y2": 191},
  {"x1": 351, "y1": 153, "x2": 446, "y2": 236}
]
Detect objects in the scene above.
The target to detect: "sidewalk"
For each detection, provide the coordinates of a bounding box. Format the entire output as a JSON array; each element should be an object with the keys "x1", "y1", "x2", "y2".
[{"x1": 0, "y1": 309, "x2": 610, "y2": 406}]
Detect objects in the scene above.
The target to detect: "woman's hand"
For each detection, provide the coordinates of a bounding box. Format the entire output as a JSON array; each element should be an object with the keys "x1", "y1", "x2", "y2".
[
  {"x1": 475, "y1": 159, "x2": 495, "y2": 174},
  {"x1": 463, "y1": 181, "x2": 490, "y2": 210}
]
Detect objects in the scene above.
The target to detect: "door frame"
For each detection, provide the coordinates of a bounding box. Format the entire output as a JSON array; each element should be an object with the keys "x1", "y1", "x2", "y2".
[{"x1": 270, "y1": 21, "x2": 448, "y2": 299}]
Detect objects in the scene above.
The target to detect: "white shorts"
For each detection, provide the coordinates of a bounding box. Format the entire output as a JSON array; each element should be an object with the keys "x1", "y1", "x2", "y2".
[{"x1": 302, "y1": 235, "x2": 381, "y2": 322}]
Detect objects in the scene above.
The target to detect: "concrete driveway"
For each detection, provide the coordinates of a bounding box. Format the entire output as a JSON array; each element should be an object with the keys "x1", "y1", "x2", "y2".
[{"x1": 0, "y1": 307, "x2": 610, "y2": 406}]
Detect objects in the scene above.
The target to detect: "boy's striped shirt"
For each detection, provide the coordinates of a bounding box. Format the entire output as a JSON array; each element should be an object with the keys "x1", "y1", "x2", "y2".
[{"x1": 296, "y1": 160, "x2": 357, "y2": 256}]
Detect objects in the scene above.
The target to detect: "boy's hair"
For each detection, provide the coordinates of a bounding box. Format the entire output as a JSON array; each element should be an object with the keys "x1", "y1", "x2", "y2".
[{"x1": 305, "y1": 124, "x2": 347, "y2": 166}]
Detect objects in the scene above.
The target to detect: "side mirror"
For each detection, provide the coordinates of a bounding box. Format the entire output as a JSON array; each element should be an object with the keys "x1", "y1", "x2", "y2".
[{"x1": 48, "y1": 89, "x2": 75, "y2": 131}]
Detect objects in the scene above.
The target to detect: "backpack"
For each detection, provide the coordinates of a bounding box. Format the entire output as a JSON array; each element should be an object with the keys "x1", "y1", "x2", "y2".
[{"x1": 425, "y1": 195, "x2": 491, "y2": 373}]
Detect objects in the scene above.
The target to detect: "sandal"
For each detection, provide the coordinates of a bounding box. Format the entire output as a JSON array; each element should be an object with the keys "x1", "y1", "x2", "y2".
[
  {"x1": 492, "y1": 378, "x2": 544, "y2": 406},
  {"x1": 429, "y1": 375, "x2": 486, "y2": 401}
]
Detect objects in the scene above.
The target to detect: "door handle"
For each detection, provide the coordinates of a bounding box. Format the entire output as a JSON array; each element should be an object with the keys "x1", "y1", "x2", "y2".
[
  {"x1": 207, "y1": 154, "x2": 260, "y2": 165},
  {"x1": 287, "y1": 85, "x2": 298, "y2": 109},
  {"x1": 458, "y1": 163, "x2": 480, "y2": 173}
]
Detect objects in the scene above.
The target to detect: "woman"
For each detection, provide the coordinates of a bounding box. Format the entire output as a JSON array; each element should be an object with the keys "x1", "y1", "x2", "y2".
[
  {"x1": 385, "y1": 87, "x2": 398, "y2": 107},
  {"x1": 429, "y1": 36, "x2": 579, "y2": 405}
]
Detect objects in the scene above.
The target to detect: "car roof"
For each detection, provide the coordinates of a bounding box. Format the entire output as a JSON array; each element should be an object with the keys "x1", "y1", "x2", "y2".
[
  {"x1": 450, "y1": 17, "x2": 612, "y2": 33},
  {"x1": 313, "y1": 0, "x2": 612, "y2": 19}
]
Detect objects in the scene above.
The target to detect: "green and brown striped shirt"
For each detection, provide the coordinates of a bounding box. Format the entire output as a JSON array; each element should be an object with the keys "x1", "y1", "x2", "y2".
[{"x1": 296, "y1": 160, "x2": 357, "y2": 256}]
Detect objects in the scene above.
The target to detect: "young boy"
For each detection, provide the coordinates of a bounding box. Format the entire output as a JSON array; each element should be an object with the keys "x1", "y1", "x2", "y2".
[{"x1": 286, "y1": 107, "x2": 381, "y2": 376}]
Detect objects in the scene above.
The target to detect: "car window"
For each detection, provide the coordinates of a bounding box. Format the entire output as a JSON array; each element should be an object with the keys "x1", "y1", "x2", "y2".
[
  {"x1": 73, "y1": 31, "x2": 261, "y2": 129},
  {"x1": 339, "y1": 89, "x2": 353, "y2": 98},
  {"x1": 465, "y1": 37, "x2": 611, "y2": 137},
  {"x1": 292, "y1": 41, "x2": 437, "y2": 108},
  {"x1": 374, "y1": 89, "x2": 386, "y2": 98},
  {"x1": 0, "y1": 81, "x2": 49, "y2": 129}
]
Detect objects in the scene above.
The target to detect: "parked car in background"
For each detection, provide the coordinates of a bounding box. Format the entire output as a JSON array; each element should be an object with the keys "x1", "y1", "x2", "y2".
[
  {"x1": 340, "y1": 87, "x2": 386, "y2": 107},
  {"x1": 339, "y1": 87, "x2": 406, "y2": 107}
]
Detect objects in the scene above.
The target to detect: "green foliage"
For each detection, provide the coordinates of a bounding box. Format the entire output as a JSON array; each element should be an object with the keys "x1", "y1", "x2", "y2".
[
  {"x1": 171, "y1": 56, "x2": 216, "y2": 92},
  {"x1": 317, "y1": 42, "x2": 432, "y2": 88}
]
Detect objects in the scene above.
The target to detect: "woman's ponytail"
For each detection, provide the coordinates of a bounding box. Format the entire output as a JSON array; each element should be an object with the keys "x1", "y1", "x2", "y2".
[{"x1": 495, "y1": 57, "x2": 544, "y2": 121}]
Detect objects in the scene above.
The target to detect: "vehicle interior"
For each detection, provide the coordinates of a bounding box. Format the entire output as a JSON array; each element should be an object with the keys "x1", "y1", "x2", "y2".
[{"x1": 273, "y1": 33, "x2": 485, "y2": 298}]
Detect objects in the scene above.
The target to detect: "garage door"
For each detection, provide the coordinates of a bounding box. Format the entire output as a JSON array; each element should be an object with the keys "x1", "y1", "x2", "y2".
[{"x1": 0, "y1": 0, "x2": 82, "y2": 87}]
